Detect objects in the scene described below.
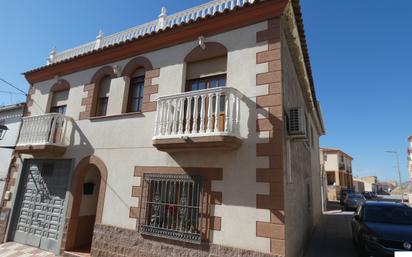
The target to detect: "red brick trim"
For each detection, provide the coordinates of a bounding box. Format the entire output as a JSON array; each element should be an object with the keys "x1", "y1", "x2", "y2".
[
  {"x1": 89, "y1": 66, "x2": 117, "y2": 85},
  {"x1": 64, "y1": 155, "x2": 108, "y2": 251},
  {"x1": 121, "y1": 56, "x2": 153, "y2": 77},
  {"x1": 255, "y1": 18, "x2": 285, "y2": 256},
  {"x1": 79, "y1": 66, "x2": 118, "y2": 120},
  {"x1": 131, "y1": 166, "x2": 222, "y2": 242},
  {"x1": 256, "y1": 221, "x2": 285, "y2": 240},
  {"x1": 79, "y1": 83, "x2": 96, "y2": 120},
  {"x1": 141, "y1": 69, "x2": 160, "y2": 113},
  {"x1": 210, "y1": 216, "x2": 221, "y2": 231},
  {"x1": 211, "y1": 191, "x2": 222, "y2": 205},
  {"x1": 23, "y1": 87, "x2": 36, "y2": 117}
]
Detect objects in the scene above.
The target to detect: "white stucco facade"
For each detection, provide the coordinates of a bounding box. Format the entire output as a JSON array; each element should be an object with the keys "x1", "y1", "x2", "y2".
[
  {"x1": 0, "y1": 104, "x2": 23, "y2": 203},
  {"x1": 24, "y1": 22, "x2": 277, "y2": 253}
]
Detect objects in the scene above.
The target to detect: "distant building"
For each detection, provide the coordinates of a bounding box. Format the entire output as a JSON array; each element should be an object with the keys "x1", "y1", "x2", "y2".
[
  {"x1": 361, "y1": 176, "x2": 378, "y2": 193},
  {"x1": 408, "y1": 136, "x2": 412, "y2": 181},
  {"x1": 353, "y1": 178, "x2": 365, "y2": 193},
  {"x1": 0, "y1": 103, "x2": 24, "y2": 207},
  {"x1": 321, "y1": 148, "x2": 354, "y2": 201},
  {"x1": 377, "y1": 181, "x2": 397, "y2": 193}
]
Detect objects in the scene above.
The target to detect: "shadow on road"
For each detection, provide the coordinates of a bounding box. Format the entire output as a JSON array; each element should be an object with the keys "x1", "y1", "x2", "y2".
[{"x1": 303, "y1": 202, "x2": 359, "y2": 257}]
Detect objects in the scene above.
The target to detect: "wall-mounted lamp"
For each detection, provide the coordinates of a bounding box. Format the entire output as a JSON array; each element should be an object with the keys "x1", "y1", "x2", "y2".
[
  {"x1": 0, "y1": 125, "x2": 8, "y2": 140},
  {"x1": 198, "y1": 36, "x2": 206, "y2": 50},
  {"x1": 112, "y1": 65, "x2": 122, "y2": 77}
]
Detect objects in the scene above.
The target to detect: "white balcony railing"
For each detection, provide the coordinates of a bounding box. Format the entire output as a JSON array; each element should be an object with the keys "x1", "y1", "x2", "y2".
[
  {"x1": 17, "y1": 113, "x2": 70, "y2": 147},
  {"x1": 153, "y1": 87, "x2": 242, "y2": 139},
  {"x1": 50, "y1": 0, "x2": 256, "y2": 64}
]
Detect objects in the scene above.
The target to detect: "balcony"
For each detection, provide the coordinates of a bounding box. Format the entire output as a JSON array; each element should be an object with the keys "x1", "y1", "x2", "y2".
[
  {"x1": 153, "y1": 87, "x2": 243, "y2": 152},
  {"x1": 16, "y1": 113, "x2": 71, "y2": 156}
]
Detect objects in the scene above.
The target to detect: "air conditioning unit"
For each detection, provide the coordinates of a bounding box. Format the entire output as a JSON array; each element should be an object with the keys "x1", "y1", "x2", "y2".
[{"x1": 286, "y1": 107, "x2": 307, "y2": 140}]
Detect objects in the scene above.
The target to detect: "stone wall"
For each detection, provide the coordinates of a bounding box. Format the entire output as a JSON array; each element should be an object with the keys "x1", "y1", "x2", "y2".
[{"x1": 91, "y1": 224, "x2": 282, "y2": 257}]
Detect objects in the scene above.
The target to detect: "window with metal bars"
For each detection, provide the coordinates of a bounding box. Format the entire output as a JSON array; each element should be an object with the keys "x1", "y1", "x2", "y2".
[{"x1": 139, "y1": 174, "x2": 203, "y2": 244}]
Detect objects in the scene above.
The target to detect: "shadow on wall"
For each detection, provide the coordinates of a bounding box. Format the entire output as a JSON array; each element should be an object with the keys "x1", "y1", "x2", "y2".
[
  {"x1": 168, "y1": 88, "x2": 285, "y2": 225},
  {"x1": 64, "y1": 118, "x2": 95, "y2": 158}
]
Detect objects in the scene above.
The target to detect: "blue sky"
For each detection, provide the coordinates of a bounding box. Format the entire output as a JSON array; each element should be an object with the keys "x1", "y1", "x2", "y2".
[{"x1": 0, "y1": 0, "x2": 411, "y2": 182}]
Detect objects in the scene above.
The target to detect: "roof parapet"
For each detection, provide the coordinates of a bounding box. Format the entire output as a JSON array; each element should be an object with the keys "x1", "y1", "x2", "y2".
[{"x1": 45, "y1": 0, "x2": 256, "y2": 66}]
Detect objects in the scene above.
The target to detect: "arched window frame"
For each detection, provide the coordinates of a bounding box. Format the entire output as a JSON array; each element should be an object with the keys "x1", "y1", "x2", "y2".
[
  {"x1": 184, "y1": 42, "x2": 228, "y2": 92},
  {"x1": 49, "y1": 79, "x2": 70, "y2": 114},
  {"x1": 89, "y1": 66, "x2": 117, "y2": 117},
  {"x1": 121, "y1": 56, "x2": 154, "y2": 113}
]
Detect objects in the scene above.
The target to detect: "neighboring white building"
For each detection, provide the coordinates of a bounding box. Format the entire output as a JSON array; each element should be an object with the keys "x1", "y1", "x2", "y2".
[
  {"x1": 321, "y1": 148, "x2": 353, "y2": 201},
  {"x1": 0, "y1": 103, "x2": 24, "y2": 206},
  {"x1": 408, "y1": 136, "x2": 412, "y2": 203},
  {"x1": 408, "y1": 136, "x2": 412, "y2": 181},
  {"x1": 1, "y1": 1, "x2": 325, "y2": 257},
  {"x1": 353, "y1": 178, "x2": 365, "y2": 193},
  {"x1": 361, "y1": 176, "x2": 378, "y2": 193}
]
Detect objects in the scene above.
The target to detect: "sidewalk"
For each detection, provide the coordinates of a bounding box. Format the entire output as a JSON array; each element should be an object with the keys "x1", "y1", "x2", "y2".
[
  {"x1": 304, "y1": 208, "x2": 358, "y2": 257},
  {"x1": 0, "y1": 242, "x2": 56, "y2": 257}
]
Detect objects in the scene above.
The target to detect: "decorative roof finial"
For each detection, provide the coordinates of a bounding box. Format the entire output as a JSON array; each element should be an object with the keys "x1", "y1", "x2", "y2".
[
  {"x1": 97, "y1": 29, "x2": 104, "y2": 40},
  {"x1": 157, "y1": 7, "x2": 167, "y2": 31},
  {"x1": 160, "y1": 7, "x2": 167, "y2": 18},
  {"x1": 95, "y1": 30, "x2": 104, "y2": 50},
  {"x1": 47, "y1": 47, "x2": 57, "y2": 65}
]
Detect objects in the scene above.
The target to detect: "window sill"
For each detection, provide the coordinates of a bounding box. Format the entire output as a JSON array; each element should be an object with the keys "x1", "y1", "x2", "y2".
[{"x1": 90, "y1": 112, "x2": 143, "y2": 121}]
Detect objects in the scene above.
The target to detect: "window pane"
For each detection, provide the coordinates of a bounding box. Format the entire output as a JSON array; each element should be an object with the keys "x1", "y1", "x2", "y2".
[
  {"x1": 129, "y1": 77, "x2": 144, "y2": 113},
  {"x1": 50, "y1": 105, "x2": 67, "y2": 115},
  {"x1": 97, "y1": 97, "x2": 108, "y2": 116},
  {"x1": 198, "y1": 82, "x2": 206, "y2": 90},
  {"x1": 219, "y1": 78, "x2": 226, "y2": 87},
  {"x1": 191, "y1": 82, "x2": 198, "y2": 91},
  {"x1": 99, "y1": 76, "x2": 111, "y2": 98},
  {"x1": 210, "y1": 80, "x2": 218, "y2": 88}
]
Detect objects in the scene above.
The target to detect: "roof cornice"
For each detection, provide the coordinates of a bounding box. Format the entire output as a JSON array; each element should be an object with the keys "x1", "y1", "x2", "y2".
[{"x1": 24, "y1": 0, "x2": 288, "y2": 84}]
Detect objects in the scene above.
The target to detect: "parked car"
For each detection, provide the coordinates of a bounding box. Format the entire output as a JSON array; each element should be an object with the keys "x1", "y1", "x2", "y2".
[
  {"x1": 344, "y1": 194, "x2": 366, "y2": 211},
  {"x1": 340, "y1": 188, "x2": 353, "y2": 205},
  {"x1": 362, "y1": 191, "x2": 377, "y2": 200},
  {"x1": 352, "y1": 201, "x2": 412, "y2": 257}
]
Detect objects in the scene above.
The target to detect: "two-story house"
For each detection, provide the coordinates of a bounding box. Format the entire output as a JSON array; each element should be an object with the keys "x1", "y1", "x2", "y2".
[
  {"x1": 1, "y1": 1, "x2": 325, "y2": 257},
  {"x1": 321, "y1": 148, "x2": 353, "y2": 201}
]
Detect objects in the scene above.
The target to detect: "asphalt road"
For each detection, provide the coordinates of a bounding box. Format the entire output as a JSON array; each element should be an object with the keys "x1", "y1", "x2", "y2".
[{"x1": 304, "y1": 210, "x2": 359, "y2": 257}]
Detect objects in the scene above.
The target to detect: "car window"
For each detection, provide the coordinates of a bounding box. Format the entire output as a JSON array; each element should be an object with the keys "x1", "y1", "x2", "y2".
[
  {"x1": 349, "y1": 194, "x2": 365, "y2": 199},
  {"x1": 364, "y1": 206, "x2": 412, "y2": 225}
]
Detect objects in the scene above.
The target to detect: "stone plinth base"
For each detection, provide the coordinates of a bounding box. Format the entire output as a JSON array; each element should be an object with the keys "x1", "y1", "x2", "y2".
[{"x1": 91, "y1": 224, "x2": 283, "y2": 257}]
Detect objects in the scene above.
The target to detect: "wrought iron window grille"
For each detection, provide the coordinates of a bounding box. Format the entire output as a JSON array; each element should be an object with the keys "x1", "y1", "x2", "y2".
[{"x1": 139, "y1": 173, "x2": 203, "y2": 244}]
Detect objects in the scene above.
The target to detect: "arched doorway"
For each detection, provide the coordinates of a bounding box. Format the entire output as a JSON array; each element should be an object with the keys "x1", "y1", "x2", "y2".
[{"x1": 65, "y1": 156, "x2": 107, "y2": 255}]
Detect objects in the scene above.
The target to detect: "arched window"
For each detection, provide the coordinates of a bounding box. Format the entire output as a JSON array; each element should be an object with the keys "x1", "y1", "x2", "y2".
[
  {"x1": 186, "y1": 56, "x2": 227, "y2": 91},
  {"x1": 184, "y1": 42, "x2": 228, "y2": 131},
  {"x1": 122, "y1": 56, "x2": 153, "y2": 113},
  {"x1": 50, "y1": 90, "x2": 69, "y2": 114},
  {"x1": 96, "y1": 75, "x2": 111, "y2": 116},
  {"x1": 185, "y1": 42, "x2": 228, "y2": 93},
  {"x1": 127, "y1": 68, "x2": 145, "y2": 113},
  {"x1": 49, "y1": 80, "x2": 70, "y2": 114}
]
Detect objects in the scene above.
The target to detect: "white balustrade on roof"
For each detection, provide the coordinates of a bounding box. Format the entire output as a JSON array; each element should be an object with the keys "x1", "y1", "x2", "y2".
[{"x1": 48, "y1": 0, "x2": 256, "y2": 64}]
